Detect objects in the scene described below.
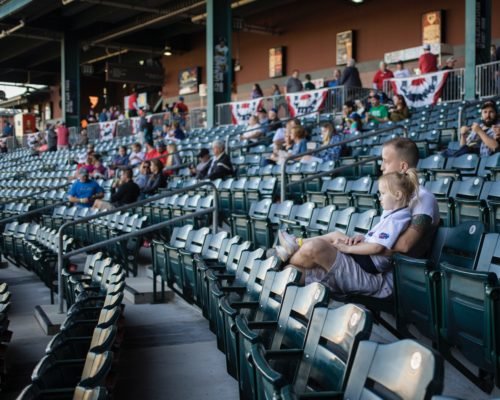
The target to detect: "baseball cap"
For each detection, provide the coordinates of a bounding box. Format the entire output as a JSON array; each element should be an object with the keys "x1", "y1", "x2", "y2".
[
  {"x1": 349, "y1": 112, "x2": 360, "y2": 119},
  {"x1": 270, "y1": 108, "x2": 278, "y2": 113},
  {"x1": 179, "y1": 96, "x2": 185, "y2": 101},
  {"x1": 157, "y1": 141, "x2": 166, "y2": 148},
  {"x1": 79, "y1": 167, "x2": 89, "y2": 176},
  {"x1": 197, "y1": 148, "x2": 210, "y2": 158},
  {"x1": 258, "y1": 108, "x2": 267, "y2": 114},
  {"x1": 446, "y1": 56, "x2": 456, "y2": 63},
  {"x1": 423, "y1": 43, "x2": 431, "y2": 51}
]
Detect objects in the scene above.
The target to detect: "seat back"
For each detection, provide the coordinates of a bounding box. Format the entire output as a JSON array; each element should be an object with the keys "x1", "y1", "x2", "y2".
[
  {"x1": 343, "y1": 340, "x2": 443, "y2": 400},
  {"x1": 224, "y1": 241, "x2": 252, "y2": 274},
  {"x1": 73, "y1": 386, "x2": 108, "y2": 400},
  {"x1": 185, "y1": 227, "x2": 210, "y2": 254},
  {"x1": 287, "y1": 202, "x2": 316, "y2": 227},
  {"x1": 168, "y1": 224, "x2": 194, "y2": 248},
  {"x1": 234, "y1": 248, "x2": 265, "y2": 285},
  {"x1": 80, "y1": 351, "x2": 114, "y2": 387},
  {"x1": 291, "y1": 305, "x2": 373, "y2": 394},
  {"x1": 450, "y1": 177, "x2": 485, "y2": 225},
  {"x1": 307, "y1": 205, "x2": 337, "y2": 234},
  {"x1": 347, "y1": 209, "x2": 378, "y2": 237},
  {"x1": 200, "y1": 231, "x2": 229, "y2": 260},
  {"x1": 248, "y1": 268, "x2": 302, "y2": 323},
  {"x1": 328, "y1": 207, "x2": 356, "y2": 234},
  {"x1": 475, "y1": 233, "x2": 500, "y2": 277},
  {"x1": 217, "y1": 235, "x2": 241, "y2": 264},
  {"x1": 439, "y1": 221, "x2": 484, "y2": 268},
  {"x1": 244, "y1": 256, "x2": 279, "y2": 303},
  {"x1": 269, "y1": 201, "x2": 294, "y2": 225},
  {"x1": 268, "y1": 283, "x2": 329, "y2": 351}
]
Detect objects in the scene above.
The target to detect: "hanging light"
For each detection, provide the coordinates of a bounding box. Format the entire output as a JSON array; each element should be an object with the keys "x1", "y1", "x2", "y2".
[{"x1": 163, "y1": 46, "x2": 172, "y2": 56}]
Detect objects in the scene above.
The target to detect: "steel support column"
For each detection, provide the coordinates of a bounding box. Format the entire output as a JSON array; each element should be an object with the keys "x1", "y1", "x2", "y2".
[
  {"x1": 465, "y1": 0, "x2": 491, "y2": 100},
  {"x1": 206, "y1": 0, "x2": 232, "y2": 128},
  {"x1": 61, "y1": 33, "x2": 80, "y2": 127}
]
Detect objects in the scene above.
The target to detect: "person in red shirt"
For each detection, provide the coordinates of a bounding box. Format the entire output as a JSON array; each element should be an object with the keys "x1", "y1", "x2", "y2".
[
  {"x1": 128, "y1": 90, "x2": 138, "y2": 117},
  {"x1": 372, "y1": 61, "x2": 394, "y2": 91},
  {"x1": 174, "y1": 96, "x2": 189, "y2": 127},
  {"x1": 56, "y1": 121, "x2": 70, "y2": 150},
  {"x1": 418, "y1": 44, "x2": 438, "y2": 74},
  {"x1": 145, "y1": 141, "x2": 168, "y2": 166}
]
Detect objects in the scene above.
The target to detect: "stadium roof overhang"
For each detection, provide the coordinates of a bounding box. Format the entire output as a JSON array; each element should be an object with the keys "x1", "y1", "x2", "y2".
[{"x1": 0, "y1": 0, "x2": 291, "y2": 87}]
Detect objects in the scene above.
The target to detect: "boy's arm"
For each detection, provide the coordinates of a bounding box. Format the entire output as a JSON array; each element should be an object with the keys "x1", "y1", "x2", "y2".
[{"x1": 334, "y1": 241, "x2": 385, "y2": 255}]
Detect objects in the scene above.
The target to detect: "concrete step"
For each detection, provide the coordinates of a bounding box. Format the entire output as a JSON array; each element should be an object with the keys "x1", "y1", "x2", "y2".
[
  {"x1": 34, "y1": 304, "x2": 67, "y2": 335},
  {"x1": 124, "y1": 277, "x2": 174, "y2": 305}
]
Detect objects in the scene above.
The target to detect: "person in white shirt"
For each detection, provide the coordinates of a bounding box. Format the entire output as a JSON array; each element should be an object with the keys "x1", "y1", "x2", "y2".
[
  {"x1": 393, "y1": 60, "x2": 411, "y2": 79},
  {"x1": 129, "y1": 142, "x2": 145, "y2": 166},
  {"x1": 240, "y1": 115, "x2": 263, "y2": 141},
  {"x1": 273, "y1": 137, "x2": 440, "y2": 298}
]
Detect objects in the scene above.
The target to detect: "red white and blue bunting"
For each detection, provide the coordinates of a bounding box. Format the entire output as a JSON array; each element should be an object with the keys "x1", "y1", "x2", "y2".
[
  {"x1": 390, "y1": 71, "x2": 449, "y2": 108},
  {"x1": 230, "y1": 99, "x2": 263, "y2": 125},
  {"x1": 286, "y1": 88, "x2": 328, "y2": 117}
]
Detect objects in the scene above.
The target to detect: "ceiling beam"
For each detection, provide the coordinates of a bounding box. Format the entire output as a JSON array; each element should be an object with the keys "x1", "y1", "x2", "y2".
[
  {"x1": 88, "y1": 0, "x2": 205, "y2": 45},
  {"x1": 0, "y1": 23, "x2": 61, "y2": 41},
  {"x1": 0, "y1": 0, "x2": 33, "y2": 21}
]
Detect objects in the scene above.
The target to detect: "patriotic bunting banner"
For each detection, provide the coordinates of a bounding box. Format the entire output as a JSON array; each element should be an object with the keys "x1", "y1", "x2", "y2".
[
  {"x1": 390, "y1": 71, "x2": 449, "y2": 108},
  {"x1": 286, "y1": 88, "x2": 328, "y2": 117},
  {"x1": 98, "y1": 120, "x2": 117, "y2": 141},
  {"x1": 230, "y1": 99, "x2": 263, "y2": 125}
]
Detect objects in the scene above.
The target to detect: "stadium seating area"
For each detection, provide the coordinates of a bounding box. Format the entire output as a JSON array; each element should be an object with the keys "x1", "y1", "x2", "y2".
[{"x1": 1, "y1": 96, "x2": 500, "y2": 398}]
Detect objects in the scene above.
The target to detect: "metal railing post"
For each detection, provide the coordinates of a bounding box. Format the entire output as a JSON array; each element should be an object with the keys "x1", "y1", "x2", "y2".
[{"x1": 56, "y1": 180, "x2": 219, "y2": 313}]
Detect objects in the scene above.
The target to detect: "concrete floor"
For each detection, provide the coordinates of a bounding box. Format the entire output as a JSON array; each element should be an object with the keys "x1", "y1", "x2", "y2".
[{"x1": 0, "y1": 256, "x2": 499, "y2": 400}]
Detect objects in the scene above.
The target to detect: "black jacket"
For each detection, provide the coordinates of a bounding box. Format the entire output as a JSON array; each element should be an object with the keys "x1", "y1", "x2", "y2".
[
  {"x1": 340, "y1": 66, "x2": 362, "y2": 89},
  {"x1": 205, "y1": 152, "x2": 234, "y2": 180}
]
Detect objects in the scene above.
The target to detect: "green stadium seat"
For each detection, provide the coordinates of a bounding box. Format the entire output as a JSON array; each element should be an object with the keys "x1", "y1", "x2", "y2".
[
  {"x1": 238, "y1": 283, "x2": 329, "y2": 400},
  {"x1": 253, "y1": 305, "x2": 372, "y2": 400}
]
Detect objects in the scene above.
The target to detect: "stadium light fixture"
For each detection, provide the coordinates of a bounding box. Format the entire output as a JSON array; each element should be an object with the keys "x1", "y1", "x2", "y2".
[
  {"x1": 163, "y1": 46, "x2": 172, "y2": 56},
  {"x1": 352, "y1": 0, "x2": 364, "y2": 3}
]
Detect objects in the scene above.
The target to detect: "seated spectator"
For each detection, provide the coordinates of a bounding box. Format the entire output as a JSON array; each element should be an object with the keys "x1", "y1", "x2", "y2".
[
  {"x1": 274, "y1": 168, "x2": 419, "y2": 298},
  {"x1": 206, "y1": 140, "x2": 234, "y2": 180},
  {"x1": 170, "y1": 121, "x2": 186, "y2": 140},
  {"x1": 393, "y1": 60, "x2": 411, "y2": 78},
  {"x1": 144, "y1": 141, "x2": 156, "y2": 161},
  {"x1": 134, "y1": 161, "x2": 151, "y2": 190},
  {"x1": 190, "y1": 148, "x2": 212, "y2": 179},
  {"x1": 0, "y1": 140, "x2": 7, "y2": 153},
  {"x1": 304, "y1": 74, "x2": 316, "y2": 90},
  {"x1": 268, "y1": 108, "x2": 282, "y2": 130},
  {"x1": 67, "y1": 168, "x2": 104, "y2": 207},
  {"x1": 347, "y1": 112, "x2": 363, "y2": 134},
  {"x1": 93, "y1": 168, "x2": 140, "y2": 210},
  {"x1": 316, "y1": 122, "x2": 343, "y2": 162},
  {"x1": 354, "y1": 99, "x2": 366, "y2": 118},
  {"x1": 81, "y1": 154, "x2": 96, "y2": 175},
  {"x1": 341, "y1": 101, "x2": 355, "y2": 133},
  {"x1": 389, "y1": 95, "x2": 410, "y2": 122},
  {"x1": 365, "y1": 94, "x2": 388, "y2": 125},
  {"x1": 129, "y1": 142, "x2": 145, "y2": 166},
  {"x1": 165, "y1": 143, "x2": 182, "y2": 176},
  {"x1": 251, "y1": 83, "x2": 264, "y2": 99},
  {"x1": 146, "y1": 141, "x2": 168, "y2": 165},
  {"x1": 111, "y1": 145, "x2": 129, "y2": 169},
  {"x1": 270, "y1": 138, "x2": 439, "y2": 298},
  {"x1": 90, "y1": 154, "x2": 107, "y2": 179},
  {"x1": 240, "y1": 115, "x2": 263, "y2": 141},
  {"x1": 162, "y1": 122, "x2": 172, "y2": 139},
  {"x1": 257, "y1": 108, "x2": 270, "y2": 133},
  {"x1": 444, "y1": 100, "x2": 499, "y2": 157},
  {"x1": 290, "y1": 125, "x2": 308, "y2": 156},
  {"x1": 143, "y1": 159, "x2": 167, "y2": 195}
]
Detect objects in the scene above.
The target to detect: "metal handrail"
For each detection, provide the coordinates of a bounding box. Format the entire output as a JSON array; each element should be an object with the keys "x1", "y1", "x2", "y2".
[
  {"x1": 56, "y1": 180, "x2": 219, "y2": 313},
  {"x1": 0, "y1": 201, "x2": 67, "y2": 225},
  {"x1": 280, "y1": 124, "x2": 406, "y2": 200},
  {"x1": 0, "y1": 183, "x2": 71, "y2": 207}
]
